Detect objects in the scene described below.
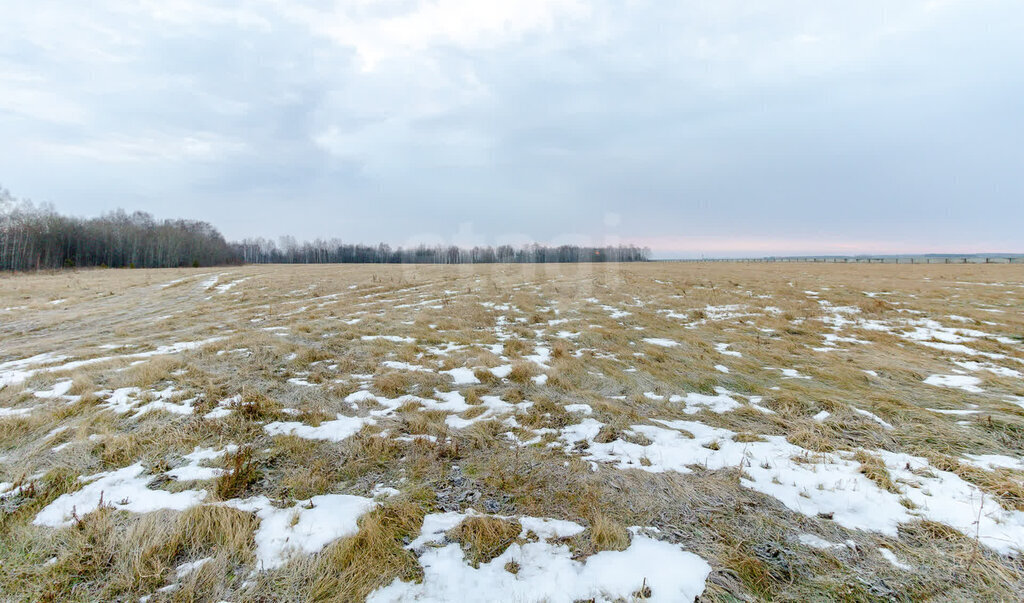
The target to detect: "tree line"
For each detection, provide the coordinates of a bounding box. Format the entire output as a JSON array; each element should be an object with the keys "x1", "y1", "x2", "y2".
[
  {"x1": 0, "y1": 189, "x2": 239, "y2": 271},
  {"x1": 235, "y1": 238, "x2": 649, "y2": 264},
  {"x1": 1, "y1": 188, "x2": 649, "y2": 270}
]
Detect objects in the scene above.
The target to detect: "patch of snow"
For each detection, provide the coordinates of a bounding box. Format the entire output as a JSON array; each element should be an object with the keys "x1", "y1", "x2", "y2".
[
  {"x1": 798, "y1": 533, "x2": 844, "y2": 550},
  {"x1": 446, "y1": 396, "x2": 531, "y2": 430},
  {"x1": 175, "y1": 557, "x2": 213, "y2": 579},
  {"x1": 670, "y1": 389, "x2": 743, "y2": 415},
  {"x1": 166, "y1": 446, "x2": 236, "y2": 481},
  {"x1": 489, "y1": 364, "x2": 514, "y2": 379},
  {"x1": 441, "y1": 367, "x2": 479, "y2": 385},
  {"x1": 642, "y1": 338, "x2": 679, "y2": 348},
  {"x1": 924, "y1": 374, "x2": 983, "y2": 393},
  {"x1": 264, "y1": 414, "x2": 373, "y2": 443},
  {"x1": 368, "y1": 511, "x2": 710, "y2": 603},
  {"x1": 951, "y1": 360, "x2": 1022, "y2": 379},
  {"x1": 34, "y1": 463, "x2": 206, "y2": 527},
  {"x1": 714, "y1": 343, "x2": 742, "y2": 357},
  {"x1": 361, "y1": 335, "x2": 415, "y2": 344},
  {"x1": 556, "y1": 419, "x2": 1024, "y2": 554},
  {"x1": 204, "y1": 394, "x2": 240, "y2": 419},
  {"x1": 878, "y1": 547, "x2": 911, "y2": 570},
  {"x1": 850, "y1": 406, "x2": 894, "y2": 430},
  {"x1": 371, "y1": 484, "x2": 401, "y2": 498},
  {"x1": 961, "y1": 454, "x2": 1024, "y2": 472},
  {"x1": 225, "y1": 494, "x2": 376, "y2": 570}
]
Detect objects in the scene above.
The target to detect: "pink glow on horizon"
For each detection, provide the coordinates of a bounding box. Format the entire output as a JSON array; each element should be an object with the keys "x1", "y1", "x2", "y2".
[{"x1": 629, "y1": 235, "x2": 1003, "y2": 258}]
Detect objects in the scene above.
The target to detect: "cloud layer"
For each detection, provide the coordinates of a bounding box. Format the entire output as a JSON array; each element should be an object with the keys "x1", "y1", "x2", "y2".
[{"x1": 3, "y1": 1, "x2": 1022, "y2": 256}]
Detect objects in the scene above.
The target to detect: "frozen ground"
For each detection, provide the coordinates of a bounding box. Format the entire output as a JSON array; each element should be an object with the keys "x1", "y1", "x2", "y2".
[{"x1": 1, "y1": 263, "x2": 1023, "y2": 601}]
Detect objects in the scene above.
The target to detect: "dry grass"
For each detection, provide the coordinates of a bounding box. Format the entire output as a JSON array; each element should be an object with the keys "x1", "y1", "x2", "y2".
[
  {"x1": 1, "y1": 263, "x2": 1023, "y2": 601},
  {"x1": 309, "y1": 502, "x2": 426, "y2": 601},
  {"x1": 447, "y1": 515, "x2": 523, "y2": 567},
  {"x1": 215, "y1": 447, "x2": 260, "y2": 500},
  {"x1": 588, "y1": 512, "x2": 630, "y2": 552}
]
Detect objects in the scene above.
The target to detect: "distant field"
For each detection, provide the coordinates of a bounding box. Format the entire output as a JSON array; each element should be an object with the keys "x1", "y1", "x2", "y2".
[{"x1": 1, "y1": 263, "x2": 1023, "y2": 601}]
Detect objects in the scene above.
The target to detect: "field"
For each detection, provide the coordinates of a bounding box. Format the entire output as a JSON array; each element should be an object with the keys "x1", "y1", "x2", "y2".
[{"x1": 1, "y1": 262, "x2": 1023, "y2": 601}]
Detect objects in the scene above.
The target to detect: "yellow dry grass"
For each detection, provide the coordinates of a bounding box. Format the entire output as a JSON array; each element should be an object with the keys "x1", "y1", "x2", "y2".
[{"x1": 0, "y1": 262, "x2": 1022, "y2": 600}]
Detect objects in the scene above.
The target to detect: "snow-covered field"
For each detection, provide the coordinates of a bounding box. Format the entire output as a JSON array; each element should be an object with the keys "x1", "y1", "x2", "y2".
[{"x1": 1, "y1": 263, "x2": 1023, "y2": 601}]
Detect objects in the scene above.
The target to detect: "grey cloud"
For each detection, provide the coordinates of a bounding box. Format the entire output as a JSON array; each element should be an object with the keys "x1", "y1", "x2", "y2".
[{"x1": 2, "y1": 0, "x2": 1022, "y2": 256}]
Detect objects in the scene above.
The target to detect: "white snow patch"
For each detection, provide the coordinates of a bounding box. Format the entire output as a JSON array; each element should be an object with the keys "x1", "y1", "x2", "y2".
[
  {"x1": 878, "y1": 547, "x2": 912, "y2": 570},
  {"x1": 798, "y1": 533, "x2": 844, "y2": 550},
  {"x1": 924, "y1": 374, "x2": 983, "y2": 393},
  {"x1": 225, "y1": 494, "x2": 376, "y2": 570},
  {"x1": 361, "y1": 335, "x2": 415, "y2": 344},
  {"x1": 714, "y1": 343, "x2": 742, "y2": 357},
  {"x1": 166, "y1": 446, "x2": 237, "y2": 481},
  {"x1": 951, "y1": 360, "x2": 1022, "y2": 379},
  {"x1": 489, "y1": 364, "x2": 514, "y2": 379},
  {"x1": 557, "y1": 419, "x2": 1024, "y2": 554},
  {"x1": 264, "y1": 414, "x2": 373, "y2": 442},
  {"x1": 368, "y1": 511, "x2": 710, "y2": 603},
  {"x1": 34, "y1": 463, "x2": 206, "y2": 527},
  {"x1": 441, "y1": 367, "x2": 479, "y2": 385},
  {"x1": 961, "y1": 454, "x2": 1024, "y2": 472},
  {"x1": 175, "y1": 557, "x2": 213, "y2": 579},
  {"x1": 642, "y1": 338, "x2": 679, "y2": 348},
  {"x1": 850, "y1": 406, "x2": 894, "y2": 430},
  {"x1": 670, "y1": 390, "x2": 743, "y2": 415}
]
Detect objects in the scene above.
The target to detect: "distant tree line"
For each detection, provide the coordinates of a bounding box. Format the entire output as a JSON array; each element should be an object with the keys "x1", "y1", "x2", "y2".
[
  {"x1": 234, "y1": 238, "x2": 650, "y2": 264},
  {"x1": 1, "y1": 189, "x2": 239, "y2": 270},
  {"x1": 1, "y1": 188, "x2": 649, "y2": 270}
]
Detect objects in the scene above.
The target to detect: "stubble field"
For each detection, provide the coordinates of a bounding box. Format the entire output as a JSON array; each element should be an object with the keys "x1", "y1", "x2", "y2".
[{"x1": 1, "y1": 262, "x2": 1023, "y2": 602}]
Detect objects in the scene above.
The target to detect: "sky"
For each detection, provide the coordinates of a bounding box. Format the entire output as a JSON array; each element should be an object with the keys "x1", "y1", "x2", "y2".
[{"x1": 2, "y1": 0, "x2": 1023, "y2": 258}]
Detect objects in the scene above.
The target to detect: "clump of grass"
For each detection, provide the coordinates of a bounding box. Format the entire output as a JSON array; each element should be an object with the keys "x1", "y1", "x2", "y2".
[
  {"x1": 473, "y1": 368, "x2": 501, "y2": 385},
  {"x1": 594, "y1": 418, "x2": 638, "y2": 444},
  {"x1": 733, "y1": 432, "x2": 766, "y2": 443},
  {"x1": 460, "y1": 406, "x2": 488, "y2": 420},
  {"x1": 173, "y1": 504, "x2": 257, "y2": 561},
  {"x1": 97, "y1": 433, "x2": 144, "y2": 467},
  {"x1": 118, "y1": 357, "x2": 182, "y2": 389},
  {"x1": 374, "y1": 372, "x2": 410, "y2": 397},
  {"x1": 279, "y1": 455, "x2": 342, "y2": 500},
  {"x1": 858, "y1": 298, "x2": 892, "y2": 314},
  {"x1": 293, "y1": 347, "x2": 333, "y2": 366},
  {"x1": 340, "y1": 430, "x2": 403, "y2": 478},
  {"x1": 551, "y1": 340, "x2": 572, "y2": 359},
  {"x1": 309, "y1": 502, "x2": 426, "y2": 600},
  {"x1": 853, "y1": 450, "x2": 899, "y2": 493},
  {"x1": 232, "y1": 391, "x2": 281, "y2": 421},
  {"x1": 786, "y1": 426, "x2": 838, "y2": 453},
  {"x1": 214, "y1": 447, "x2": 259, "y2": 500},
  {"x1": 502, "y1": 338, "x2": 528, "y2": 357},
  {"x1": 589, "y1": 513, "x2": 629, "y2": 552},
  {"x1": 447, "y1": 515, "x2": 522, "y2": 567},
  {"x1": 403, "y1": 410, "x2": 447, "y2": 436},
  {"x1": 507, "y1": 362, "x2": 535, "y2": 383}
]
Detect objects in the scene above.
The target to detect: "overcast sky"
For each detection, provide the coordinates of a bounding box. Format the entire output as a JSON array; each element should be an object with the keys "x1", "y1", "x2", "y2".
[{"x1": 2, "y1": 1, "x2": 1022, "y2": 257}]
